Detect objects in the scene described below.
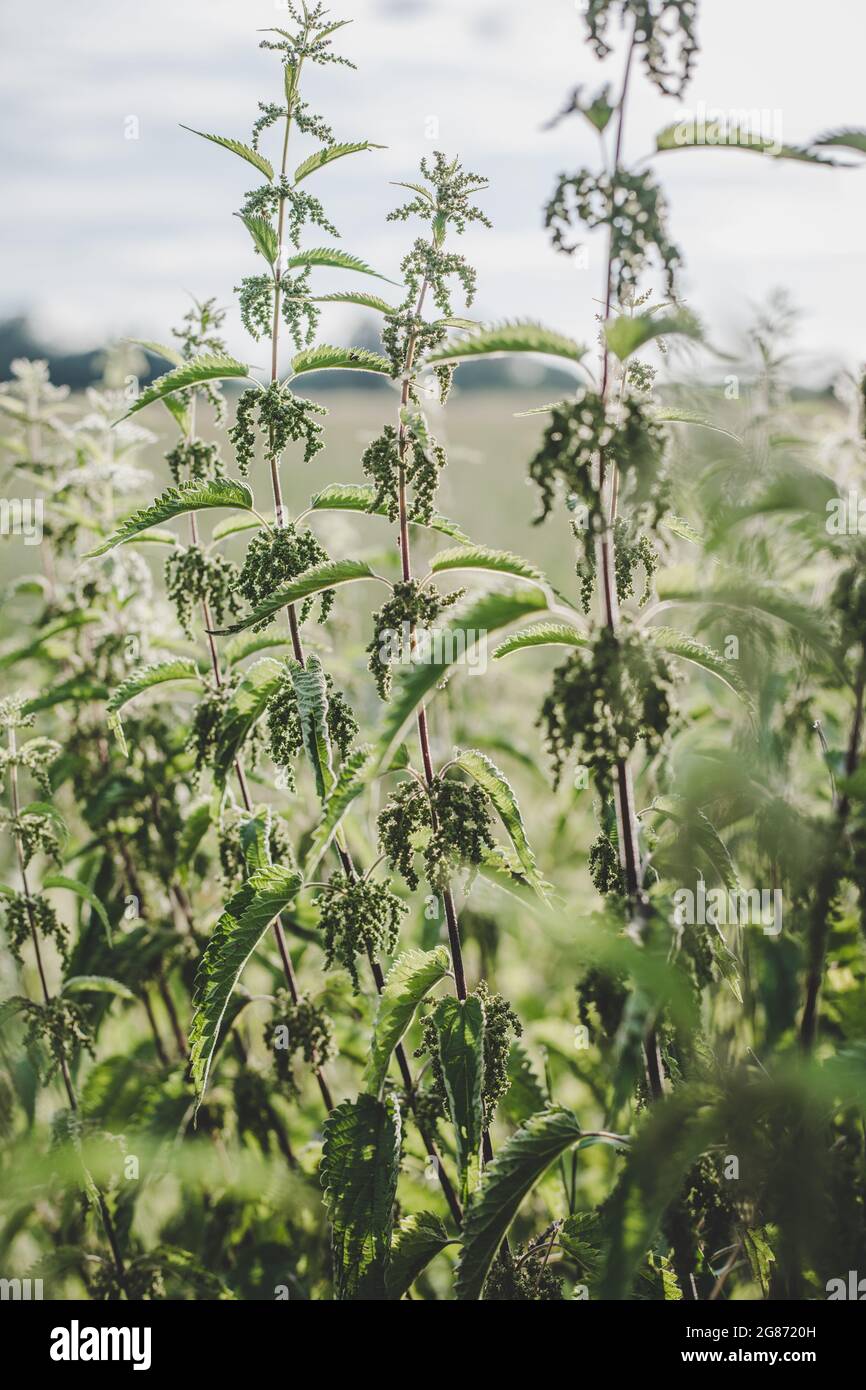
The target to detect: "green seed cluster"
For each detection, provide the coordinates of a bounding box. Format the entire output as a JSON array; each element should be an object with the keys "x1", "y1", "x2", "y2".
[
  {"x1": 259, "y1": 3, "x2": 356, "y2": 72},
  {"x1": 545, "y1": 168, "x2": 681, "y2": 295},
  {"x1": 589, "y1": 830, "x2": 624, "y2": 896},
  {"x1": 3, "y1": 892, "x2": 68, "y2": 967},
  {"x1": 265, "y1": 989, "x2": 335, "y2": 1098},
  {"x1": 530, "y1": 393, "x2": 668, "y2": 526},
  {"x1": 230, "y1": 384, "x2": 326, "y2": 472},
  {"x1": 539, "y1": 626, "x2": 676, "y2": 794},
  {"x1": 242, "y1": 177, "x2": 338, "y2": 249},
  {"x1": 316, "y1": 873, "x2": 408, "y2": 990},
  {"x1": 415, "y1": 981, "x2": 521, "y2": 1124},
  {"x1": 17, "y1": 995, "x2": 94, "y2": 1082},
  {"x1": 165, "y1": 437, "x2": 221, "y2": 485},
  {"x1": 187, "y1": 683, "x2": 232, "y2": 781},
  {"x1": 574, "y1": 516, "x2": 660, "y2": 615},
  {"x1": 378, "y1": 775, "x2": 495, "y2": 891},
  {"x1": 5, "y1": 810, "x2": 62, "y2": 868},
  {"x1": 238, "y1": 524, "x2": 333, "y2": 630},
  {"x1": 584, "y1": 1, "x2": 699, "y2": 96},
  {"x1": 475, "y1": 979, "x2": 522, "y2": 1119},
  {"x1": 165, "y1": 546, "x2": 241, "y2": 638},
  {"x1": 367, "y1": 579, "x2": 461, "y2": 700},
  {"x1": 387, "y1": 152, "x2": 492, "y2": 236},
  {"x1": 484, "y1": 1237, "x2": 564, "y2": 1301},
  {"x1": 266, "y1": 663, "x2": 357, "y2": 786}
]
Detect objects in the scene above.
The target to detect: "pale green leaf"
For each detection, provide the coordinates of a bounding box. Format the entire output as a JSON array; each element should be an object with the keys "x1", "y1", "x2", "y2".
[
  {"x1": 308, "y1": 482, "x2": 469, "y2": 543},
  {"x1": 119, "y1": 354, "x2": 249, "y2": 420},
  {"x1": 43, "y1": 875, "x2": 112, "y2": 946},
  {"x1": 180, "y1": 126, "x2": 274, "y2": 180},
  {"x1": 212, "y1": 657, "x2": 283, "y2": 788},
  {"x1": 385, "y1": 1213, "x2": 454, "y2": 1300},
  {"x1": 86, "y1": 477, "x2": 255, "y2": 556},
  {"x1": 321, "y1": 1094, "x2": 401, "y2": 1301},
  {"x1": 364, "y1": 947, "x2": 451, "y2": 1099},
  {"x1": 605, "y1": 309, "x2": 702, "y2": 361},
  {"x1": 189, "y1": 864, "x2": 302, "y2": 1109},
  {"x1": 283, "y1": 245, "x2": 399, "y2": 284},
  {"x1": 434, "y1": 995, "x2": 485, "y2": 1203},
  {"x1": 493, "y1": 621, "x2": 585, "y2": 660},
  {"x1": 429, "y1": 545, "x2": 546, "y2": 587},
  {"x1": 426, "y1": 321, "x2": 587, "y2": 368},
  {"x1": 455, "y1": 750, "x2": 546, "y2": 899},
  {"x1": 62, "y1": 976, "x2": 135, "y2": 1002},
  {"x1": 214, "y1": 558, "x2": 376, "y2": 635},
  {"x1": 290, "y1": 653, "x2": 334, "y2": 800},
  {"x1": 289, "y1": 344, "x2": 392, "y2": 378},
  {"x1": 457, "y1": 1106, "x2": 627, "y2": 1299},
  {"x1": 294, "y1": 141, "x2": 386, "y2": 184}
]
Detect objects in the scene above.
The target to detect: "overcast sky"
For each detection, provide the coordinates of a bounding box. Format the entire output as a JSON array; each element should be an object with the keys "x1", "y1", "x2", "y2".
[{"x1": 1, "y1": 0, "x2": 864, "y2": 376}]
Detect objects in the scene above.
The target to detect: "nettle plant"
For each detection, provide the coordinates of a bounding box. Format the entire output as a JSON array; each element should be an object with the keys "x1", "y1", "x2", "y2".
[{"x1": 4, "y1": 0, "x2": 866, "y2": 1302}]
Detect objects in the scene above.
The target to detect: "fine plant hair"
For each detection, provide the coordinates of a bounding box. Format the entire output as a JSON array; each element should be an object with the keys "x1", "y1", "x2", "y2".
[{"x1": 2, "y1": 0, "x2": 866, "y2": 1304}]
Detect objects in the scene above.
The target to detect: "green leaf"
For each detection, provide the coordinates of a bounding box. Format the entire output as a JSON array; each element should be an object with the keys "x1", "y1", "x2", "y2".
[
  {"x1": 86, "y1": 478, "x2": 255, "y2": 557},
  {"x1": 177, "y1": 801, "x2": 212, "y2": 875},
  {"x1": 363, "y1": 947, "x2": 451, "y2": 1099},
  {"x1": 214, "y1": 558, "x2": 376, "y2": 634},
  {"x1": 119, "y1": 354, "x2": 249, "y2": 420},
  {"x1": 502, "y1": 1042, "x2": 548, "y2": 1126},
  {"x1": 62, "y1": 976, "x2": 135, "y2": 1001},
  {"x1": 294, "y1": 141, "x2": 386, "y2": 184},
  {"x1": 659, "y1": 513, "x2": 703, "y2": 545},
  {"x1": 289, "y1": 344, "x2": 392, "y2": 378},
  {"x1": 605, "y1": 310, "x2": 702, "y2": 362},
  {"x1": 43, "y1": 875, "x2": 112, "y2": 946},
  {"x1": 456, "y1": 1106, "x2": 627, "y2": 1298},
  {"x1": 308, "y1": 482, "x2": 469, "y2": 543},
  {"x1": 434, "y1": 995, "x2": 485, "y2": 1203},
  {"x1": 493, "y1": 621, "x2": 586, "y2": 660},
  {"x1": 375, "y1": 587, "x2": 549, "y2": 769},
  {"x1": 647, "y1": 626, "x2": 754, "y2": 711},
  {"x1": 106, "y1": 659, "x2": 202, "y2": 717},
  {"x1": 655, "y1": 573, "x2": 839, "y2": 666},
  {"x1": 283, "y1": 245, "x2": 398, "y2": 284},
  {"x1": 120, "y1": 529, "x2": 178, "y2": 548},
  {"x1": 455, "y1": 750, "x2": 546, "y2": 900},
  {"x1": 290, "y1": 654, "x2": 335, "y2": 800},
  {"x1": 598, "y1": 1087, "x2": 713, "y2": 1299},
  {"x1": 429, "y1": 545, "x2": 546, "y2": 588},
  {"x1": 189, "y1": 864, "x2": 302, "y2": 1109},
  {"x1": 743, "y1": 1227, "x2": 776, "y2": 1296},
  {"x1": 291, "y1": 290, "x2": 397, "y2": 315},
  {"x1": 321, "y1": 1094, "x2": 401, "y2": 1301},
  {"x1": 426, "y1": 321, "x2": 587, "y2": 368},
  {"x1": 385, "y1": 1212, "x2": 454, "y2": 1300},
  {"x1": 23, "y1": 676, "x2": 109, "y2": 715},
  {"x1": 210, "y1": 514, "x2": 261, "y2": 544},
  {"x1": 128, "y1": 338, "x2": 185, "y2": 368},
  {"x1": 237, "y1": 213, "x2": 279, "y2": 264},
  {"x1": 650, "y1": 408, "x2": 741, "y2": 443},
  {"x1": 223, "y1": 632, "x2": 290, "y2": 667},
  {"x1": 180, "y1": 126, "x2": 274, "y2": 180},
  {"x1": 813, "y1": 128, "x2": 866, "y2": 156},
  {"x1": 654, "y1": 121, "x2": 841, "y2": 165},
  {"x1": 304, "y1": 745, "x2": 375, "y2": 876},
  {"x1": 212, "y1": 658, "x2": 283, "y2": 788}
]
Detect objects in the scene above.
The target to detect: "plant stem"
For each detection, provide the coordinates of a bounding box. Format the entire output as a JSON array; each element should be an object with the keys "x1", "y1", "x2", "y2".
[
  {"x1": 7, "y1": 726, "x2": 130, "y2": 1298},
  {"x1": 800, "y1": 651, "x2": 865, "y2": 1048},
  {"x1": 593, "y1": 23, "x2": 664, "y2": 1103}
]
